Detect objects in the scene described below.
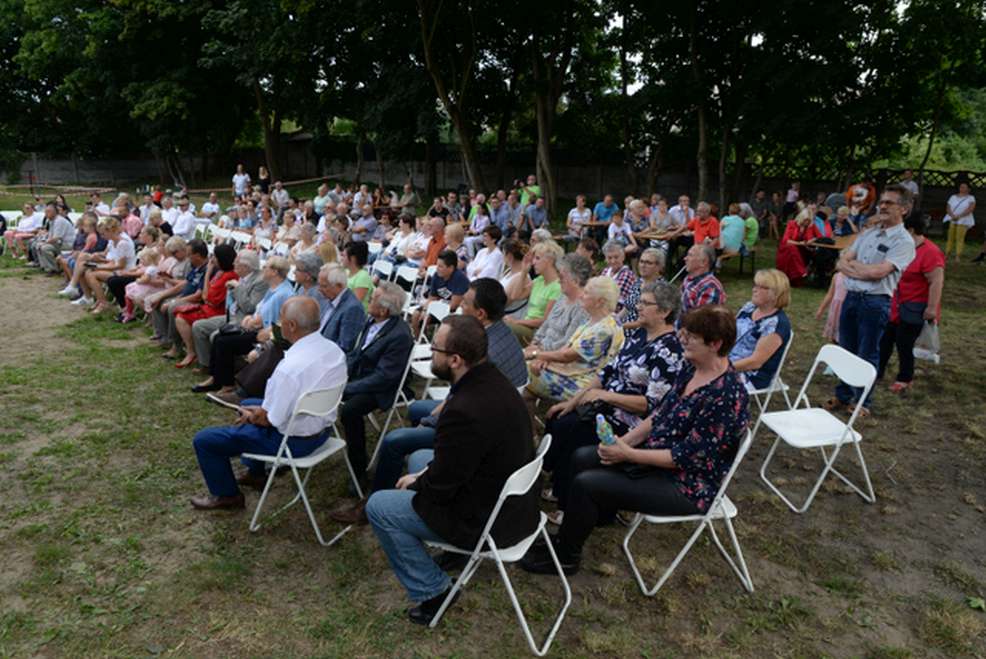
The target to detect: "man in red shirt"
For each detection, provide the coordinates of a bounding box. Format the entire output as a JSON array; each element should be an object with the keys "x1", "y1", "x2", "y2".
[{"x1": 686, "y1": 202, "x2": 720, "y2": 245}]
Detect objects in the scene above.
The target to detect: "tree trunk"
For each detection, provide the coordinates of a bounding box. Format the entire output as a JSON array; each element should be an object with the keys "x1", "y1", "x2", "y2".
[
  {"x1": 425, "y1": 132, "x2": 437, "y2": 197},
  {"x1": 688, "y1": 9, "x2": 708, "y2": 202},
  {"x1": 732, "y1": 140, "x2": 746, "y2": 203},
  {"x1": 534, "y1": 92, "x2": 558, "y2": 216},
  {"x1": 717, "y1": 125, "x2": 730, "y2": 210},
  {"x1": 494, "y1": 70, "x2": 519, "y2": 190},
  {"x1": 618, "y1": 41, "x2": 638, "y2": 195},
  {"x1": 253, "y1": 79, "x2": 279, "y2": 181},
  {"x1": 448, "y1": 111, "x2": 485, "y2": 192},
  {"x1": 917, "y1": 78, "x2": 947, "y2": 200},
  {"x1": 646, "y1": 143, "x2": 664, "y2": 195},
  {"x1": 354, "y1": 132, "x2": 364, "y2": 185}
]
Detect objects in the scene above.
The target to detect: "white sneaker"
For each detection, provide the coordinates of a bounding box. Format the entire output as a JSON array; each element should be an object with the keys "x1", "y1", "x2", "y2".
[
  {"x1": 71, "y1": 296, "x2": 93, "y2": 306},
  {"x1": 58, "y1": 285, "x2": 79, "y2": 297}
]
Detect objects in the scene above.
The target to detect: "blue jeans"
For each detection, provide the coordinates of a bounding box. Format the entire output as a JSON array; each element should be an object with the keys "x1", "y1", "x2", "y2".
[
  {"x1": 192, "y1": 398, "x2": 327, "y2": 497},
  {"x1": 371, "y1": 400, "x2": 440, "y2": 492},
  {"x1": 835, "y1": 292, "x2": 890, "y2": 409},
  {"x1": 366, "y1": 489, "x2": 450, "y2": 603}
]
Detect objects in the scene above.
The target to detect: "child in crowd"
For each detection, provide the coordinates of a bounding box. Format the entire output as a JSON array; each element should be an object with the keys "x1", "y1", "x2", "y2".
[
  {"x1": 815, "y1": 270, "x2": 847, "y2": 343},
  {"x1": 120, "y1": 247, "x2": 164, "y2": 323}
]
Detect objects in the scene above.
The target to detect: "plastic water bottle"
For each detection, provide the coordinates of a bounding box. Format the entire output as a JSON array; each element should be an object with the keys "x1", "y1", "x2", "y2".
[{"x1": 596, "y1": 414, "x2": 616, "y2": 446}]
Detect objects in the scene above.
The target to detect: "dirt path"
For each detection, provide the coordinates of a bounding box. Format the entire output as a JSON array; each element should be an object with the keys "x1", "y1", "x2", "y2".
[{"x1": 0, "y1": 268, "x2": 78, "y2": 365}]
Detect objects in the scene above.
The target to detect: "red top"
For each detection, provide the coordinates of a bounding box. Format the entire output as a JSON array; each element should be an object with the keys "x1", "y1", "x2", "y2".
[
  {"x1": 688, "y1": 216, "x2": 720, "y2": 244},
  {"x1": 205, "y1": 270, "x2": 239, "y2": 311},
  {"x1": 891, "y1": 239, "x2": 944, "y2": 323},
  {"x1": 152, "y1": 190, "x2": 164, "y2": 203}
]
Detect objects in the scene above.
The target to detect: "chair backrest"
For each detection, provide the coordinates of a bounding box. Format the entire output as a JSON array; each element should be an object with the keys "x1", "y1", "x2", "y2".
[
  {"x1": 274, "y1": 242, "x2": 290, "y2": 256},
  {"x1": 536, "y1": 433, "x2": 552, "y2": 458},
  {"x1": 231, "y1": 231, "x2": 252, "y2": 248},
  {"x1": 428, "y1": 301, "x2": 451, "y2": 323},
  {"x1": 704, "y1": 430, "x2": 753, "y2": 515},
  {"x1": 793, "y1": 343, "x2": 876, "y2": 410},
  {"x1": 373, "y1": 260, "x2": 394, "y2": 280},
  {"x1": 255, "y1": 236, "x2": 273, "y2": 251},
  {"x1": 755, "y1": 329, "x2": 795, "y2": 403},
  {"x1": 395, "y1": 265, "x2": 419, "y2": 286},
  {"x1": 469, "y1": 450, "x2": 545, "y2": 554},
  {"x1": 367, "y1": 241, "x2": 383, "y2": 255},
  {"x1": 283, "y1": 382, "x2": 347, "y2": 440}
]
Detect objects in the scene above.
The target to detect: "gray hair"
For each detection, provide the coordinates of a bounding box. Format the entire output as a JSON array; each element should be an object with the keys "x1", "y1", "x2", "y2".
[
  {"x1": 294, "y1": 251, "x2": 323, "y2": 280},
  {"x1": 375, "y1": 281, "x2": 406, "y2": 316},
  {"x1": 280, "y1": 296, "x2": 321, "y2": 333},
  {"x1": 265, "y1": 255, "x2": 291, "y2": 278},
  {"x1": 738, "y1": 202, "x2": 753, "y2": 218},
  {"x1": 696, "y1": 244, "x2": 716, "y2": 270},
  {"x1": 696, "y1": 201, "x2": 711, "y2": 213},
  {"x1": 531, "y1": 228, "x2": 553, "y2": 243},
  {"x1": 641, "y1": 280, "x2": 680, "y2": 325},
  {"x1": 583, "y1": 276, "x2": 620, "y2": 312},
  {"x1": 319, "y1": 263, "x2": 348, "y2": 286},
  {"x1": 557, "y1": 253, "x2": 592, "y2": 287},
  {"x1": 640, "y1": 247, "x2": 666, "y2": 272},
  {"x1": 602, "y1": 239, "x2": 625, "y2": 256},
  {"x1": 300, "y1": 223, "x2": 317, "y2": 238},
  {"x1": 164, "y1": 236, "x2": 187, "y2": 254},
  {"x1": 236, "y1": 249, "x2": 261, "y2": 272}
]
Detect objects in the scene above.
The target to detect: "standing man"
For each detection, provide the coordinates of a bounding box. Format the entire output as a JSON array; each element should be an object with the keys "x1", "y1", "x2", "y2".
[
  {"x1": 898, "y1": 169, "x2": 919, "y2": 200},
  {"x1": 231, "y1": 164, "x2": 251, "y2": 200},
  {"x1": 365, "y1": 315, "x2": 539, "y2": 625},
  {"x1": 826, "y1": 184, "x2": 916, "y2": 416}
]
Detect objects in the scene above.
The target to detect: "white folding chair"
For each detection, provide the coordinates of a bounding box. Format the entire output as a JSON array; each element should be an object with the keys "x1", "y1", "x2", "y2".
[
  {"x1": 747, "y1": 329, "x2": 795, "y2": 415},
  {"x1": 757, "y1": 344, "x2": 877, "y2": 513},
  {"x1": 622, "y1": 430, "x2": 754, "y2": 596},
  {"x1": 425, "y1": 435, "x2": 571, "y2": 656},
  {"x1": 366, "y1": 343, "x2": 417, "y2": 471},
  {"x1": 255, "y1": 236, "x2": 273, "y2": 252},
  {"x1": 372, "y1": 259, "x2": 394, "y2": 281},
  {"x1": 367, "y1": 241, "x2": 383, "y2": 256},
  {"x1": 274, "y1": 242, "x2": 290, "y2": 257},
  {"x1": 230, "y1": 231, "x2": 253, "y2": 250},
  {"x1": 242, "y1": 383, "x2": 364, "y2": 546}
]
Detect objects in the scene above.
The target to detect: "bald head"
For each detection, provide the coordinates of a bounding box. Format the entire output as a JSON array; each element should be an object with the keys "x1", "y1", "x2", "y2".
[{"x1": 279, "y1": 296, "x2": 321, "y2": 342}]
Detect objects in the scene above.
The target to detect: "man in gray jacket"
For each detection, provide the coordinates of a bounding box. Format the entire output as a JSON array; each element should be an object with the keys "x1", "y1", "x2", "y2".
[{"x1": 191, "y1": 250, "x2": 269, "y2": 369}]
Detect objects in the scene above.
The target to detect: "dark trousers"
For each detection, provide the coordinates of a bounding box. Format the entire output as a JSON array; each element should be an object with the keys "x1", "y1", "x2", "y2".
[
  {"x1": 557, "y1": 446, "x2": 698, "y2": 558},
  {"x1": 669, "y1": 235, "x2": 694, "y2": 272},
  {"x1": 543, "y1": 411, "x2": 599, "y2": 511},
  {"x1": 209, "y1": 330, "x2": 259, "y2": 386},
  {"x1": 106, "y1": 275, "x2": 137, "y2": 307},
  {"x1": 340, "y1": 393, "x2": 381, "y2": 476},
  {"x1": 835, "y1": 292, "x2": 890, "y2": 409},
  {"x1": 877, "y1": 320, "x2": 923, "y2": 383}
]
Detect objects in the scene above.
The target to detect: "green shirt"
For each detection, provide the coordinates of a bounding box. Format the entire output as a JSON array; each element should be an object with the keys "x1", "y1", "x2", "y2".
[
  {"x1": 525, "y1": 275, "x2": 561, "y2": 320},
  {"x1": 743, "y1": 217, "x2": 759, "y2": 249},
  {"x1": 347, "y1": 268, "x2": 375, "y2": 310},
  {"x1": 520, "y1": 184, "x2": 542, "y2": 208}
]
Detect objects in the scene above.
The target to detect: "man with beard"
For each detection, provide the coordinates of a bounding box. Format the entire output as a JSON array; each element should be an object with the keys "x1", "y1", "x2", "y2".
[{"x1": 365, "y1": 315, "x2": 538, "y2": 626}]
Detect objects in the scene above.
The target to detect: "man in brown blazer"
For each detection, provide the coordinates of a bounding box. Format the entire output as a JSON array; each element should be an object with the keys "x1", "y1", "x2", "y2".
[{"x1": 365, "y1": 315, "x2": 539, "y2": 626}]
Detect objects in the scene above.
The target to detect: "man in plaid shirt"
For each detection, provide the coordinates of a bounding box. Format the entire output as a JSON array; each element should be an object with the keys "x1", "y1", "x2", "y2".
[{"x1": 680, "y1": 244, "x2": 726, "y2": 320}]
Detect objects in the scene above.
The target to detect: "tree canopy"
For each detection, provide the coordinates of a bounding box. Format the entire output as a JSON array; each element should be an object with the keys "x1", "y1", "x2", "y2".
[{"x1": 2, "y1": 0, "x2": 984, "y2": 204}]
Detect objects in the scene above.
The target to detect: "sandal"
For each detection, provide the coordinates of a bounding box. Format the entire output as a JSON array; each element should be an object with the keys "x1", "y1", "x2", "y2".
[
  {"x1": 847, "y1": 403, "x2": 870, "y2": 418},
  {"x1": 889, "y1": 381, "x2": 911, "y2": 394},
  {"x1": 823, "y1": 397, "x2": 847, "y2": 411}
]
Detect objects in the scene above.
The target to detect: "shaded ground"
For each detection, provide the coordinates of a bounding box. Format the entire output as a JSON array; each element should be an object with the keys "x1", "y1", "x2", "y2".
[{"x1": 0, "y1": 243, "x2": 984, "y2": 658}]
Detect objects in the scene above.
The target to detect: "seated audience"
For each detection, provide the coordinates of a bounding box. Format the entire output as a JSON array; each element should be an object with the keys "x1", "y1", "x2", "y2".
[
  {"x1": 411, "y1": 250, "x2": 469, "y2": 336},
  {"x1": 526, "y1": 276, "x2": 624, "y2": 403},
  {"x1": 190, "y1": 250, "x2": 269, "y2": 377},
  {"x1": 365, "y1": 315, "x2": 538, "y2": 625},
  {"x1": 35, "y1": 204, "x2": 77, "y2": 274},
  {"x1": 465, "y1": 225, "x2": 504, "y2": 280},
  {"x1": 499, "y1": 239, "x2": 531, "y2": 320},
  {"x1": 339, "y1": 283, "x2": 414, "y2": 481},
  {"x1": 600, "y1": 240, "x2": 641, "y2": 325},
  {"x1": 505, "y1": 241, "x2": 564, "y2": 344},
  {"x1": 189, "y1": 297, "x2": 347, "y2": 509},
  {"x1": 344, "y1": 241, "x2": 375, "y2": 310},
  {"x1": 76, "y1": 217, "x2": 137, "y2": 314},
  {"x1": 172, "y1": 244, "x2": 240, "y2": 368},
  {"x1": 729, "y1": 269, "x2": 793, "y2": 392},
  {"x1": 444, "y1": 222, "x2": 469, "y2": 270},
  {"x1": 4, "y1": 203, "x2": 44, "y2": 259},
  {"x1": 776, "y1": 206, "x2": 825, "y2": 286},
  {"x1": 679, "y1": 244, "x2": 726, "y2": 318},
  {"x1": 317, "y1": 263, "x2": 367, "y2": 354},
  {"x1": 521, "y1": 305, "x2": 749, "y2": 575},
  {"x1": 542, "y1": 280, "x2": 684, "y2": 524},
  {"x1": 524, "y1": 253, "x2": 591, "y2": 357}
]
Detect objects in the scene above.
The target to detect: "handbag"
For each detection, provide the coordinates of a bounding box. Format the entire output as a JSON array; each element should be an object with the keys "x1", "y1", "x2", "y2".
[
  {"x1": 218, "y1": 322, "x2": 245, "y2": 336},
  {"x1": 575, "y1": 399, "x2": 610, "y2": 423},
  {"x1": 898, "y1": 301, "x2": 926, "y2": 326},
  {"x1": 235, "y1": 343, "x2": 286, "y2": 398}
]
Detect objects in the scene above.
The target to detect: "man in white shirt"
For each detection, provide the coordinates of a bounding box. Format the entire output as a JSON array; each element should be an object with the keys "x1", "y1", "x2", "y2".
[
  {"x1": 200, "y1": 192, "x2": 221, "y2": 218},
  {"x1": 271, "y1": 181, "x2": 290, "y2": 213},
  {"x1": 898, "y1": 169, "x2": 919, "y2": 198},
  {"x1": 89, "y1": 192, "x2": 111, "y2": 217},
  {"x1": 160, "y1": 195, "x2": 179, "y2": 227},
  {"x1": 138, "y1": 195, "x2": 156, "y2": 225},
  {"x1": 190, "y1": 296, "x2": 348, "y2": 509},
  {"x1": 172, "y1": 197, "x2": 197, "y2": 240}
]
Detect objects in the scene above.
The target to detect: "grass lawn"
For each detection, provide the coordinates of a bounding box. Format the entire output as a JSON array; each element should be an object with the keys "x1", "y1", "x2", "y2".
[{"x1": 0, "y1": 238, "x2": 984, "y2": 657}]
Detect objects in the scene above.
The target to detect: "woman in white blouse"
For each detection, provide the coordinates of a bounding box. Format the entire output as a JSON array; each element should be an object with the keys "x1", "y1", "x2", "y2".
[
  {"x1": 466, "y1": 225, "x2": 504, "y2": 280},
  {"x1": 944, "y1": 181, "x2": 976, "y2": 262},
  {"x1": 77, "y1": 216, "x2": 137, "y2": 314}
]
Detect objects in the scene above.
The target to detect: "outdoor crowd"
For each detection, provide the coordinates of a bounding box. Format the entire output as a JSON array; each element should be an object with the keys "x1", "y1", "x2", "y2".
[{"x1": 0, "y1": 164, "x2": 963, "y2": 632}]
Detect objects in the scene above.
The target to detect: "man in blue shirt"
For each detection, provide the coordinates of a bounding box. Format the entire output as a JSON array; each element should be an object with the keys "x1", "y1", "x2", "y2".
[
  {"x1": 591, "y1": 194, "x2": 620, "y2": 243},
  {"x1": 520, "y1": 196, "x2": 548, "y2": 240}
]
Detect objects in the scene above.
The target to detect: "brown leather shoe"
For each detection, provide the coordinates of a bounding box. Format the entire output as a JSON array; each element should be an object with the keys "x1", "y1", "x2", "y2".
[
  {"x1": 329, "y1": 499, "x2": 368, "y2": 525},
  {"x1": 236, "y1": 471, "x2": 269, "y2": 491},
  {"x1": 190, "y1": 493, "x2": 245, "y2": 510}
]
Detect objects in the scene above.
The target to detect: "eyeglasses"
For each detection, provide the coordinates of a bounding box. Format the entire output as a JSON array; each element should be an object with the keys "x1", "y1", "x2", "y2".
[{"x1": 430, "y1": 345, "x2": 458, "y2": 356}]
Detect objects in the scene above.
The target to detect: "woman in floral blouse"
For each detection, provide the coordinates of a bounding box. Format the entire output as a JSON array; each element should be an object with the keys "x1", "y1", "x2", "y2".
[
  {"x1": 525, "y1": 276, "x2": 625, "y2": 403},
  {"x1": 540, "y1": 280, "x2": 684, "y2": 524},
  {"x1": 522, "y1": 305, "x2": 749, "y2": 576}
]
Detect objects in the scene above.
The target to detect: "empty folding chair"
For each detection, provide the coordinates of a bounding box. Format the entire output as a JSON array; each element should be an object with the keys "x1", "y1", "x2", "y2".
[
  {"x1": 372, "y1": 259, "x2": 394, "y2": 282},
  {"x1": 425, "y1": 435, "x2": 571, "y2": 656},
  {"x1": 757, "y1": 344, "x2": 877, "y2": 513},
  {"x1": 747, "y1": 330, "x2": 795, "y2": 415},
  {"x1": 242, "y1": 383, "x2": 364, "y2": 546},
  {"x1": 622, "y1": 430, "x2": 755, "y2": 596}
]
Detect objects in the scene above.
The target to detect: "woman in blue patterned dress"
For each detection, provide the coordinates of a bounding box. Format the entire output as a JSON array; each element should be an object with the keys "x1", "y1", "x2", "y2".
[
  {"x1": 729, "y1": 268, "x2": 792, "y2": 392},
  {"x1": 540, "y1": 281, "x2": 685, "y2": 524},
  {"x1": 526, "y1": 276, "x2": 625, "y2": 402},
  {"x1": 521, "y1": 305, "x2": 750, "y2": 576}
]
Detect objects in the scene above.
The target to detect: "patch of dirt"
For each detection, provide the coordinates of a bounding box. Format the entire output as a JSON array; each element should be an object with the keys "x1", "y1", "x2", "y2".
[{"x1": 0, "y1": 270, "x2": 77, "y2": 365}]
